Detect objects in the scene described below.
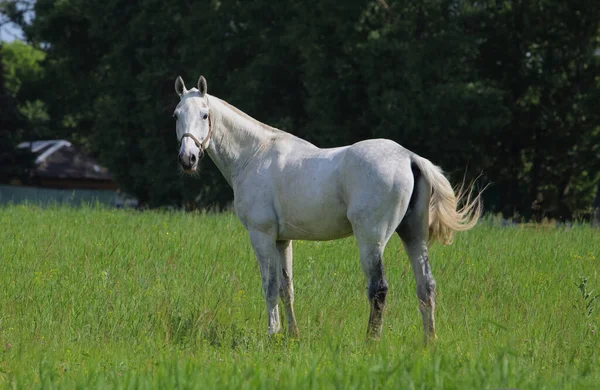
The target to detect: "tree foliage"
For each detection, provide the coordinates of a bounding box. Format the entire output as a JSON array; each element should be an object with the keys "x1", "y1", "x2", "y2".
[
  {"x1": 2, "y1": 0, "x2": 599, "y2": 219},
  {"x1": 0, "y1": 42, "x2": 34, "y2": 184}
]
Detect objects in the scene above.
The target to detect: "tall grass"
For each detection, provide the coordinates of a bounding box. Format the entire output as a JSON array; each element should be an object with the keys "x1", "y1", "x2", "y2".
[{"x1": 0, "y1": 205, "x2": 599, "y2": 388}]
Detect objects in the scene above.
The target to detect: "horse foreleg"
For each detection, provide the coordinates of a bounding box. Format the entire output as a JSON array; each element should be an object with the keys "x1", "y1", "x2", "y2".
[
  {"x1": 277, "y1": 240, "x2": 299, "y2": 338},
  {"x1": 249, "y1": 230, "x2": 281, "y2": 335}
]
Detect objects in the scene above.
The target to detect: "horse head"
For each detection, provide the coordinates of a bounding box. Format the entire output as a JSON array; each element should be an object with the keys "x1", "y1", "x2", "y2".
[{"x1": 173, "y1": 75, "x2": 212, "y2": 173}]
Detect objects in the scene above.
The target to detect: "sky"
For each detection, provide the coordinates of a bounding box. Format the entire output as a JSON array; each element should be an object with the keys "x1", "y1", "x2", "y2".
[
  {"x1": 1, "y1": 1, "x2": 32, "y2": 42},
  {"x1": 1, "y1": 21, "x2": 24, "y2": 42}
]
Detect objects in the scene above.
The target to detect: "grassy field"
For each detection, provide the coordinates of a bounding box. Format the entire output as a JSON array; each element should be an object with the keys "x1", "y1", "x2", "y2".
[{"x1": 1, "y1": 204, "x2": 599, "y2": 389}]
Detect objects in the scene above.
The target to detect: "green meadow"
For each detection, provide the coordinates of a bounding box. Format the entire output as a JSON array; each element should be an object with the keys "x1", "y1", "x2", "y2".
[{"x1": 0, "y1": 204, "x2": 599, "y2": 389}]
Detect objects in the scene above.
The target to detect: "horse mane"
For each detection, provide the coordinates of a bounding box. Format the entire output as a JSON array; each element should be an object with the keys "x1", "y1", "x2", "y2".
[
  {"x1": 211, "y1": 95, "x2": 316, "y2": 148},
  {"x1": 212, "y1": 96, "x2": 281, "y2": 134}
]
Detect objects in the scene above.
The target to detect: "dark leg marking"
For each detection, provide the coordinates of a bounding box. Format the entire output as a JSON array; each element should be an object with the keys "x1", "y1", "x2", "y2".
[
  {"x1": 367, "y1": 267, "x2": 389, "y2": 340},
  {"x1": 368, "y1": 277, "x2": 389, "y2": 311},
  {"x1": 416, "y1": 255, "x2": 435, "y2": 301}
]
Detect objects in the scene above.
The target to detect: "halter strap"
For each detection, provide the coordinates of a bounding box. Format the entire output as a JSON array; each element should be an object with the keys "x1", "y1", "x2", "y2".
[{"x1": 180, "y1": 112, "x2": 212, "y2": 156}]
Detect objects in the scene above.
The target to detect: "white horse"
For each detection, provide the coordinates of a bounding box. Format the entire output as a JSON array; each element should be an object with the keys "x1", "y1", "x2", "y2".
[{"x1": 173, "y1": 75, "x2": 481, "y2": 342}]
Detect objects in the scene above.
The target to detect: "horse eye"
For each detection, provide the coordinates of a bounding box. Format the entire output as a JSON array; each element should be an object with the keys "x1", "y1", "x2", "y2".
[
  {"x1": 202, "y1": 114, "x2": 208, "y2": 120},
  {"x1": 173, "y1": 114, "x2": 178, "y2": 121}
]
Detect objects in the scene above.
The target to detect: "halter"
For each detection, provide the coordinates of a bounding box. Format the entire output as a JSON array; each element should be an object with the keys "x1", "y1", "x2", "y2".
[{"x1": 180, "y1": 112, "x2": 212, "y2": 159}]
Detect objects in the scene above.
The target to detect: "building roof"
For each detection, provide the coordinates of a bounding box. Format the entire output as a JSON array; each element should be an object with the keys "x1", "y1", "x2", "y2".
[{"x1": 17, "y1": 140, "x2": 113, "y2": 181}]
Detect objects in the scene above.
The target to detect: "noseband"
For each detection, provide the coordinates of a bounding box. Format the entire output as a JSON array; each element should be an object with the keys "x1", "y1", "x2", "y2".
[{"x1": 180, "y1": 113, "x2": 212, "y2": 159}]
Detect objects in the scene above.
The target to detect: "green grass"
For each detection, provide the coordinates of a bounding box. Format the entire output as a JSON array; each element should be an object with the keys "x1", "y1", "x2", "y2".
[{"x1": 1, "y1": 204, "x2": 599, "y2": 389}]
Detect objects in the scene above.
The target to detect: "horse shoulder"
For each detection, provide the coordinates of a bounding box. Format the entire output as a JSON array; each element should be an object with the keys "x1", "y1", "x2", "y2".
[{"x1": 232, "y1": 160, "x2": 279, "y2": 234}]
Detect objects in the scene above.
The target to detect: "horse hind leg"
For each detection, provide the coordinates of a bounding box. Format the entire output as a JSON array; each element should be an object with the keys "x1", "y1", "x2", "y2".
[
  {"x1": 357, "y1": 242, "x2": 389, "y2": 340},
  {"x1": 348, "y1": 191, "x2": 411, "y2": 340},
  {"x1": 397, "y1": 169, "x2": 437, "y2": 343},
  {"x1": 402, "y1": 236, "x2": 437, "y2": 344},
  {"x1": 276, "y1": 240, "x2": 299, "y2": 338},
  {"x1": 347, "y1": 162, "x2": 413, "y2": 340}
]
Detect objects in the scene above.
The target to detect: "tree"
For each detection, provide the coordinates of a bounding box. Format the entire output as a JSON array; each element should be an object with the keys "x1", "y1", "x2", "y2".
[
  {"x1": 0, "y1": 42, "x2": 34, "y2": 184},
  {"x1": 2, "y1": 40, "x2": 49, "y2": 137},
  {"x1": 465, "y1": 0, "x2": 600, "y2": 219},
  {"x1": 4, "y1": 0, "x2": 598, "y2": 218}
]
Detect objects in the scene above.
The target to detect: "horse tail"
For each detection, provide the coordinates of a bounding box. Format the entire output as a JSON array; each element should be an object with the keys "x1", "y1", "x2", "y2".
[{"x1": 410, "y1": 154, "x2": 482, "y2": 245}]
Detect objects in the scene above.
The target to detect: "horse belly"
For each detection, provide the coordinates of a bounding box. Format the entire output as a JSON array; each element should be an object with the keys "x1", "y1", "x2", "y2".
[
  {"x1": 275, "y1": 185, "x2": 352, "y2": 241},
  {"x1": 278, "y1": 210, "x2": 352, "y2": 241}
]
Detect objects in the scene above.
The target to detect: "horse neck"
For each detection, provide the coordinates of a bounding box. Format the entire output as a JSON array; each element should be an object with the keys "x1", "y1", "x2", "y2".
[{"x1": 205, "y1": 96, "x2": 275, "y2": 185}]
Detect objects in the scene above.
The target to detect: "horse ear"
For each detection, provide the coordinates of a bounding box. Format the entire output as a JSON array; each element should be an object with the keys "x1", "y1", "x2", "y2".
[
  {"x1": 198, "y1": 76, "x2": 207, "y2": 97},
  {"x1": 175, "y1": 76, "x2": 186, "y2": 97}
]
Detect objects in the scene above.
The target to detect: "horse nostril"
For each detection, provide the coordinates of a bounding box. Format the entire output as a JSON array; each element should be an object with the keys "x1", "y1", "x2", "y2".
[{"x1": 190, "y1": 154, "x2": 197, "y2": 164}]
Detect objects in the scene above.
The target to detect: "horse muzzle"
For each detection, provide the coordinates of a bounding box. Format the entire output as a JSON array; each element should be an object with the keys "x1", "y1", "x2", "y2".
[
  {"x1": 178, "y1": 149, "x2": 205, "y2": 173},
  {"x1": 178, "y1": 152, "x2": 196, "y2": 172}
]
